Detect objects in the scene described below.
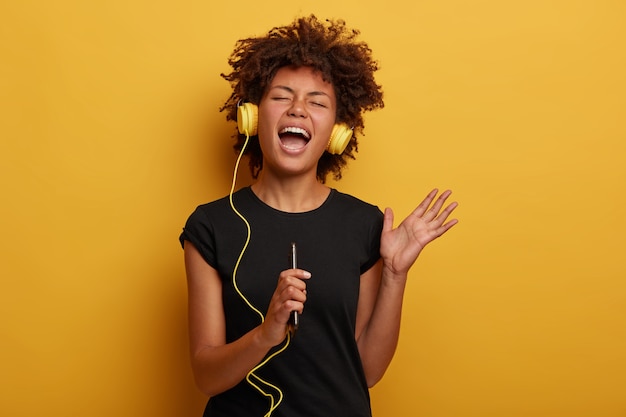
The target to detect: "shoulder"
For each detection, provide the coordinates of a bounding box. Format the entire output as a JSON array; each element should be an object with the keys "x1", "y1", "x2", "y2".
[
  {"x1": 329, "y1": 190, "x2": 383, "y2": 218},
  {"x1": 191, "y1": 187, "x2": 252, "y2": 219},
  {"x1": 179, "y1": 188, "x2": 252, "y2": 261},
  {"x1": 324, "y1": 190, "x2": 384, "y2": 236}
]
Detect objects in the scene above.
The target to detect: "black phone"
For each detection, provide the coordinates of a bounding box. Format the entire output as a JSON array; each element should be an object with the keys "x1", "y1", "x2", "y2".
[{"x1": 289, "y1": 242, "x2": 299, "y2": 334}]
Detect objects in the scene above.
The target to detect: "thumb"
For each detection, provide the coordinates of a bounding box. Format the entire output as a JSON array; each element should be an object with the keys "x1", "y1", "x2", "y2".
[{"x1": 383, "y1": 207, "x2": 394, "y2": 233}]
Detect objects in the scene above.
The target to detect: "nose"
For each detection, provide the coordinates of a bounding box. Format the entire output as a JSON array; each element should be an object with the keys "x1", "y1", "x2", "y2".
[{"x1": 288, "y1": 99, "x2": 308, "y2": 118}]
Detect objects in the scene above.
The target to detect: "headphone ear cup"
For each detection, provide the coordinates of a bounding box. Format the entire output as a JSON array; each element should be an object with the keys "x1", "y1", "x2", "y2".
[
  {"x1": 237, "y1": 103, "x2": 258, "y2": 136},
  {"x1": 327, "y1": 124, "x2": 353, "y2": 154}
]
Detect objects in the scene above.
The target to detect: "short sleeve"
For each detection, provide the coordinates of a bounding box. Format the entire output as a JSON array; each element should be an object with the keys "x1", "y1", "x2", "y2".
[
  {"x1": 359, "y1": 207, "x2": 384, "y2": 274},
  {"x1": 179, "y1": 205, "x2": 218, "y2": 268}
]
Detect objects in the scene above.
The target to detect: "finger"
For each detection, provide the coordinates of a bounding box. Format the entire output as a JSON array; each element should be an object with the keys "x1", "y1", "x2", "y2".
[
  {"x1": 383, "y1": 207, "x2": 394, "y2": 233},
  {"x1": 279, "y1": 269, "x2": 310, "y2": 288},
  {"x1": 437, "y1": 217, "x2": 459, "y2": 236},
  {"x1": 420, "y1": 189, "x2": 451, "y2": 222},
  {"x1": 270, "y1": 279, "x2": 307, "y2": 312},
  {"x1": 432, "y1": 200, "x2": 458, "y2": 226},
  {"x1": 412, "y1": 189, "x2": 439, "y2": 218},
  {"x1": 279, "y1": 269, "x2": 312, "y2": 282},
  {"x1": 292, "y1": 269, "x2": 312, "y2": 280},
  {"x1": 284, "y1": 300, "x2": 305, "y2": 318},
  {"x1": 280, "y1": 284, "x2": 308, "y2": 318},
  {"x1": 282, "y1": 285, "x2": 307, "y2": 304}
]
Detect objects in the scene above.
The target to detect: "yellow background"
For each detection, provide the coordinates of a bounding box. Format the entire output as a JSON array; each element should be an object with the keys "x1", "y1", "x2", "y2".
[{"x1": 2, "y1": 1, "x2": 625, "y2": 416}]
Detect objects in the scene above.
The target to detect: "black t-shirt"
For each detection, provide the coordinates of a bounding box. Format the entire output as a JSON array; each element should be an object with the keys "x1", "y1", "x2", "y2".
[{"x1": 180, "y1": 186, "x2": 383, "y2": 417}]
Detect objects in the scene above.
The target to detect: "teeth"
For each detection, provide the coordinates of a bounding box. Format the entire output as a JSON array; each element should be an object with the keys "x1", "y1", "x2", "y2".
[{"x1": 279, "y1": 127, "x2": 310, "y2": 139}]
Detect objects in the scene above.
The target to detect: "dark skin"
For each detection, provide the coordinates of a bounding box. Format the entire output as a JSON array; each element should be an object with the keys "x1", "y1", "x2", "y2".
[
  {"x1": 220, "y1": 15, "x2": 384, "y2": 182},
  {"x1": 183, "y1": 65, "x2": 458, "y2": 396}
]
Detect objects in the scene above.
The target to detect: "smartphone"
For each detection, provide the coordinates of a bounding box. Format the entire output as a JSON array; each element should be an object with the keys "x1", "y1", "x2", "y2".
[{"x1": 289, "y1": 242, "x2": 299, "y2": 334}]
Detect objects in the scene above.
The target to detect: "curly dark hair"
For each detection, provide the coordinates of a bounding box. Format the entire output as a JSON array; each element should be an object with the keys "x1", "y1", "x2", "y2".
[{"x1": 220, "y1": 15, "x2": 384, "y2": 182}]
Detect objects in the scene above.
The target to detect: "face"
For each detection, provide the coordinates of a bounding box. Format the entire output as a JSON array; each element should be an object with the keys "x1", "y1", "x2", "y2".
[{"x1": 256, "y1": 65, "x2": 337, "y2": 179}]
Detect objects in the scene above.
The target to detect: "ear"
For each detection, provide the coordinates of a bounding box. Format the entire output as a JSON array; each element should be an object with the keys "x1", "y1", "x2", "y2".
[
  {"x1": 327, "y1": 124, "x2": 353, "y2": 154},
  {"x1": 237, "y1": 102, "x2": 258, "y2": 136}
]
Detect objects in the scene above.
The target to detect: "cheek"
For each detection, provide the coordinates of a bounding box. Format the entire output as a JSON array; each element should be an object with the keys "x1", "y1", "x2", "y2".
[
  {"x1": 255, "y1": 115, "x2": 275, "y2": 144},
  {"x1": 316, "y1": 120, "x2": 335, "y2": 144},
  {"x1": 256, "y1": 130, "x2": 273, "y2": 155},
  {"x1": 256, "y1": 106, "x2": 279, "y2": 136}
]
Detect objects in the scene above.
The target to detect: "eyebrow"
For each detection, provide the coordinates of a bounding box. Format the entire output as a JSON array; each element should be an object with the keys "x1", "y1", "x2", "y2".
[{"x1": 269, "y1": 85, "x2": 331, "y2": 98}]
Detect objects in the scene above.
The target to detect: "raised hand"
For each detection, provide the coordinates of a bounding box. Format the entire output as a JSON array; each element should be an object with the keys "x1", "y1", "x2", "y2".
[{"x1": 380, "y1": 189, "x2": 458, "y2": 277}]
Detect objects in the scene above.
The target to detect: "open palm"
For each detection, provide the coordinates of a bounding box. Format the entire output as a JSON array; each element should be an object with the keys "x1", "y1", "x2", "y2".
[{"x1": 380, "y1": 189, "x2": 458, "y2": 276}]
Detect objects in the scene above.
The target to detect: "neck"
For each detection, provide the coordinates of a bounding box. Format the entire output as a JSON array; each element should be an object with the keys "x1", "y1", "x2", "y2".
[{"x1": 251, "y1": 173, "x2": 330, "y2": 213}]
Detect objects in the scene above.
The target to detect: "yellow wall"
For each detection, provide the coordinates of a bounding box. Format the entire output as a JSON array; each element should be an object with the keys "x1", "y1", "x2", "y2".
[{"x1": 2, "y1": 1, "x2": 625, "y2": 416}]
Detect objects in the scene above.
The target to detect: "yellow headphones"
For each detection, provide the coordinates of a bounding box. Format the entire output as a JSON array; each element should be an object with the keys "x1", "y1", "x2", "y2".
[{"x1": 237, "y1": 102, "x2": 353, "y2": 155}]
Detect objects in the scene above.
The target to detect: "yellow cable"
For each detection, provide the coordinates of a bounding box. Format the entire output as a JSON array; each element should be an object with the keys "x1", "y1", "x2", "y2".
[
  {"x1": 229, "y1": 132, "x2": 264, "y2": 323},
  {"x1": 228, "y1": 129, "x2": 291, "y2": 416}
]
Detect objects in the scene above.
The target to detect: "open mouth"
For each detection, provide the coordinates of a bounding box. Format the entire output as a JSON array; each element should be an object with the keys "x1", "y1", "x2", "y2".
[{"x1": 279, "y1": 126, "x2": 310, "y2": 150}]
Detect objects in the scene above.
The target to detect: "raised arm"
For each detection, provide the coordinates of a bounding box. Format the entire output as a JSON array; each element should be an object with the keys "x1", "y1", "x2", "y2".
[{"x1": 355, "y1": 189, "x2": 458, "y2": 387}]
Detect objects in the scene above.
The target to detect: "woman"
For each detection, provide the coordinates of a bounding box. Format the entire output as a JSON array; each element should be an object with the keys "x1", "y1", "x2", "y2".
[{"x1": 180, "y1": 15, "x2": 458, "y2": 417}]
